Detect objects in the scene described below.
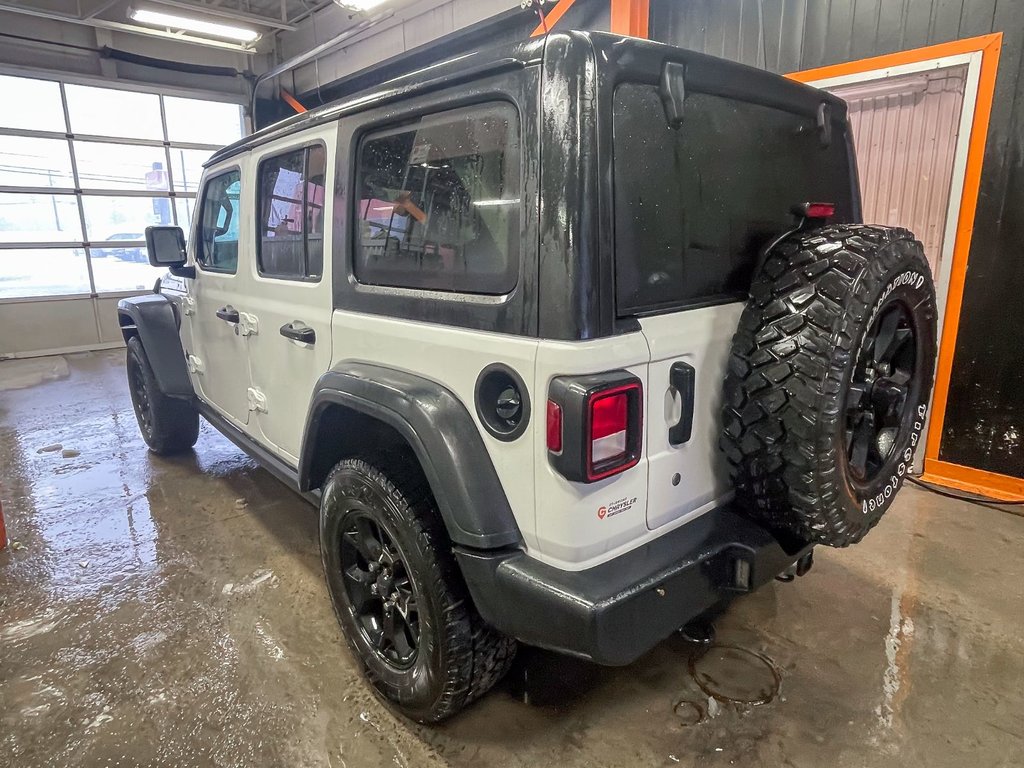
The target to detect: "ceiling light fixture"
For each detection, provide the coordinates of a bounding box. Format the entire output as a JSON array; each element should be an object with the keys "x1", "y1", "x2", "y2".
[{"x1": 129, "y1": 8, "x2": 260, "y2": 42}]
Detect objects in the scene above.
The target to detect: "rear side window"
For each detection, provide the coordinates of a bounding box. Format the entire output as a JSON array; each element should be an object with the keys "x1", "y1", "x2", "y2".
[
  {"x1": 257, "y1": 144, "x2": 326, "y2": 279},
  {"x1": 613, "y1": 85, "x2": 855, "y2": 315},
  {"x1": 196, "y1": 169, "x2": 241, "y2": 273},
  {"x1": 354, "y1": 102, "x2": 521, "y2": 295}
]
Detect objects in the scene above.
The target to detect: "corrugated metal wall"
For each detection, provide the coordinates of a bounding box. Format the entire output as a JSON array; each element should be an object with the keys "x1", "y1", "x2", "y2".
[
  {"x1": 830, "y1": 66, "x2": 967, "y2": 278},
  {"x1": 651, "y1": 0, "x2": 1024, "y2": 479}
]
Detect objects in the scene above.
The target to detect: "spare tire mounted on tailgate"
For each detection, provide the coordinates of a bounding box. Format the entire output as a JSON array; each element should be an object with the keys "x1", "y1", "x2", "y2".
[{"x1": 722, "y1": 224, "x2": 938, "y2": 547}]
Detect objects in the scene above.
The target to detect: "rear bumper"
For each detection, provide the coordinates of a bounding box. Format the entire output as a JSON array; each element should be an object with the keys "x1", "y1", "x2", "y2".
[{"x1": 455, "y1": 505, "x2": 812, "y2": 666}]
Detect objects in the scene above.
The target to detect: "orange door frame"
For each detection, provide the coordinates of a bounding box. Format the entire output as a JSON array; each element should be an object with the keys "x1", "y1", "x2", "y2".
[{"x1": 789, "y1": 34, "x2": 1023, "y2": 500}]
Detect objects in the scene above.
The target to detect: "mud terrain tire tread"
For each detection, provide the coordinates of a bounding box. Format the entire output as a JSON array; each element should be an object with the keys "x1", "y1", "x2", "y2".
[
  {"x1": 721, "y1": 224, "x2": 936, "y2": 547},
  {"x1": 126, "y1": 335, "x2": 199, "y2": 455}
]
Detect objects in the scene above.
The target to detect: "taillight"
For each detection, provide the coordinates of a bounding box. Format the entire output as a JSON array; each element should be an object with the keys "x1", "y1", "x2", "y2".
[
  {"x1": 546, "y1": 400, "x2": 563, "y2": 453},
  {"x1": 547, "y1": 372, "x2": 643, "y2": 483},
  {"x1": 794, "y1": 201, "x2": 836, "y2": 219}
]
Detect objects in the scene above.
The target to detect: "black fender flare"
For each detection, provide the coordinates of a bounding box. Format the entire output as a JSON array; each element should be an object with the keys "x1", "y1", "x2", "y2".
[
  {"x1": 300, "y1": 364, "x2": 523, "y2": 550},
  {"x1": 116, "y1": 294, "x2": 193, "y2": 398}
]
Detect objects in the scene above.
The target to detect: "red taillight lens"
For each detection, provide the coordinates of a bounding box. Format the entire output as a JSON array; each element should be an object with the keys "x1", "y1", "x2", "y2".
[
  {"x1": 590, "y1": 391, "x2": 628, "y2": 463},
  {"x1": 586, "y1": 382, "x2": 641, "y2": 481},
  {"x1": 803, "y1": 202, "x2": 836, "y2": 218},
  {"x1": 546, "y1": 400, "x2": 563, "y2": 453}
]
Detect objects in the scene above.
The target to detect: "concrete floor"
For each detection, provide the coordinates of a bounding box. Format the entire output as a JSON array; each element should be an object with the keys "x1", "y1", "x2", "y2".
[{"x1": 1, "y1": 350, "x2": 1022, "y2": 768}]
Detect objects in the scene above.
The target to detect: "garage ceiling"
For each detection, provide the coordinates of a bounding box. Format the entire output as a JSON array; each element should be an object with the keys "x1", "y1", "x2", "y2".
[{"x1": 0, "y1": 0, "x2": 338, "y2": 49}]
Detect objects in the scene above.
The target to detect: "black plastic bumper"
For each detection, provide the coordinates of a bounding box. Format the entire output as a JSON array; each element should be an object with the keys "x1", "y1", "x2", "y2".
[{"x1": 455, "y1": 505, "x2": 812, "y2": 666}]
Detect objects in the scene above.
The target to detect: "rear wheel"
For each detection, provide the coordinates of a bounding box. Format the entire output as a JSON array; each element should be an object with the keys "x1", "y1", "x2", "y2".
[
  {"x1": 721, "y1": 225, "x2": 937, "y2": 547},
  {"x1": 320, "y1": 458, "x2": 515, "y2": 722},
  {"x1": 126, "y1": 336, "x2": 199, "y2": 455}
]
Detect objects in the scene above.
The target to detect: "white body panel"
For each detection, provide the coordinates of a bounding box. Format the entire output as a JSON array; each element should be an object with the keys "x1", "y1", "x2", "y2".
[
  {"x1": 187, "y1": 190, "x2": 253, "y2": 429},
  {"x1": 640, "y1": 305, "x2": 740, "y2": 530},
  {"x1": 179, "y1": 125, "x2": 739, "y2": 574},
  {"x1": 329, "y1": 310, "x2": 540, "y2": 550},
  {"x1": 242, "y1": 128, "x2": 337, "y2": 464}
]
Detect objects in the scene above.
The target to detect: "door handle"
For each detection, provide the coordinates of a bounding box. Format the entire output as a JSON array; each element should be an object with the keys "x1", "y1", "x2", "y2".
[
  {"x1": 216, "y1": 305, "x2": 239, "y2": 323},
  {"x1": 668, "y1": 361, "x2": 695, "y2": 446},
  {"x1": 280, "y1": 321, "x2": 315, "y2": 344}
]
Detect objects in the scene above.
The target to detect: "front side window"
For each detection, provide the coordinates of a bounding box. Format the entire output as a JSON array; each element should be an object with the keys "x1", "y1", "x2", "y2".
[
  {"x1": 196, "y1": 169, "x2": 241, "y2": 273},
  {"x1": 354, "y1": 102, "x2": 521, "y2": 295},
  {"x1": 257, "y1": 144, "x2": 326, "y2": 279}
]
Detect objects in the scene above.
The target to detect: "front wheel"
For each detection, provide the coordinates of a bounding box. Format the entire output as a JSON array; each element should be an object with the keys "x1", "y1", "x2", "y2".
[
  {"x1": 320, "y1": 458, "x2": 515, "y2": 722},
  {"x1": 126, "y1": 336, "x2": 199, "y2": 455}
]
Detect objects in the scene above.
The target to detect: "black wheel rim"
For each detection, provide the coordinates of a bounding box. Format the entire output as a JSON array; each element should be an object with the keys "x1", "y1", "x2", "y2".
[
  {"x1": 337, "y1": 510, "x2": 420, "y2": 669},
  {"x1": 129, "y1": 357, "x2": 154, "y2": 436},
  {"x1": 844, "y1": 300, "x2": 919, "y2": 484}
]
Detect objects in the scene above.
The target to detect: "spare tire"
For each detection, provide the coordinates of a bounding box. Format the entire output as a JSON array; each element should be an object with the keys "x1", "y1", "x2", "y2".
[{"x1": 721, "y1": 225, "x2": 937, "y2": 547}]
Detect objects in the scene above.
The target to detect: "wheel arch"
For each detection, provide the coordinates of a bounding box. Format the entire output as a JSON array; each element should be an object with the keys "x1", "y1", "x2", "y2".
[
  {"x1": 300, "y1": 365, "x2": 522, "y2": 551},
  {"x1": 116, "y1": 294, "x2": 193, "y2": 398}
]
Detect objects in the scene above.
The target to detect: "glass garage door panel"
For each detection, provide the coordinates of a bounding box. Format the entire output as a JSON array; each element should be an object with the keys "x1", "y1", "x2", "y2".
[
  {"x1": 75, "y1": 143, "x2": 170, "y2": 191},
  {"x1": 164, "y1": 96, "x2": 244, "y2": 146},
  {"x1": 0, "y1": 193, "x2": 82, "y2": 242},
  {"x1": 0, "y1": 75, "x2": 65, "y2": 132},
  {"x1": 64, "y1": 84, "x2": 164, "y2": 140},
  {"x1": 0, "y1": 248, "x2": 90, "y2": 298},
  {"x1": 0, "y1": 136, "x2": 73, "y2": 188},
  {"x1": 81, "y1": 196, "x2": 174, "y2": 242}
]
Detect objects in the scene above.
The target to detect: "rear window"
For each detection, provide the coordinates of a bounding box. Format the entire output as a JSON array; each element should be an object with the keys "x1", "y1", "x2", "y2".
[
  {"x1": 353, "y1": 102, "x2": 521, "y2": 295},
  {"x1": 613, "y1": 84, "x2": 855, "y2": 316}
]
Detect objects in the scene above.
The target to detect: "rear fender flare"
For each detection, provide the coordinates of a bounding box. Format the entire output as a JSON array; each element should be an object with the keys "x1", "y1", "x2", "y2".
[{"x1": 300, "y1": 365, "x2": 522, "y2": 550}]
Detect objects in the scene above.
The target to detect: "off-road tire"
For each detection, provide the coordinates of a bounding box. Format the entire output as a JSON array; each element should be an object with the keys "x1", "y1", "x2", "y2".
[
  {"x1": 320, "y1": 458, "x2": 515, "y2": 722},
  {"x1": 721, "y1": 225, "x2": 937, "y2": 547},
  {"x1": 126, "y1": 336, "x2": 200, "y2": 455}
]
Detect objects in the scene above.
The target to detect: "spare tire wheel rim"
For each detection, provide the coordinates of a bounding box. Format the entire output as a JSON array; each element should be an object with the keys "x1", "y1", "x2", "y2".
[
  {"x1": 844, "y1": 293, "x2": 923, "y2": 492},
  {"x1": 337, "y1": 508, "x2": 420, "y2": 670}
]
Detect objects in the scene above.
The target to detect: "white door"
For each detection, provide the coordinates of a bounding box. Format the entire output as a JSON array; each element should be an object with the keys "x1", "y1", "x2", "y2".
[
  {"x1": 187, "y1": 167, "x2": 252, "y2": 427},
  {"x1": 243, "y1": 136, "x2": 335, "y2": 465}
]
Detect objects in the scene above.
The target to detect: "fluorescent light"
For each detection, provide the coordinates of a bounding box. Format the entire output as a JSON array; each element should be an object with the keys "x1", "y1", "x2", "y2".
[
  {"x1": 472, "y1": 199, "x2": 520, "y2": 207},
  {"x1": 334, "y1": 0, "x2": 388, "y2": 10},
  {"x1": 129, "y1": 8, "x2": 260, "y2": 42}
]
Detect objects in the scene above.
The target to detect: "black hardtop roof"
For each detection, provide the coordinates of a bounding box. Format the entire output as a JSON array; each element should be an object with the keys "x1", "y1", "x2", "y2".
[{"x1": 207, "y1": 29, "x2": 842, "y2": 167}]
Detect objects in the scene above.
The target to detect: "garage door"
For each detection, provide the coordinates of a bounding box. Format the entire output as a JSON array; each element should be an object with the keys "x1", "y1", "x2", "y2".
[{"x1": 0, "y1": 74, "x2": 246, "y2": 357}]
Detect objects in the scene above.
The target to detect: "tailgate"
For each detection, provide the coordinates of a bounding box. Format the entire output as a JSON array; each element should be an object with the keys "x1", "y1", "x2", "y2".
[{"x1": 639, "y1": 304, "x2": 742, "y2": 529}]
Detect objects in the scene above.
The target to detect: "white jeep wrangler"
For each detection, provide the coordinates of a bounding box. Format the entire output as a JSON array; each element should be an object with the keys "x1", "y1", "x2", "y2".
[{"x1": 118, "y1": 31, "x2": 937, "y2": 722}]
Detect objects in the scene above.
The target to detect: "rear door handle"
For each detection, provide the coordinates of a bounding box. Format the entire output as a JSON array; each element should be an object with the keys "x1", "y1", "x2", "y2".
[
  {"x1": 216, "y1": 305, "x2": 239, "y2": 323},
  {"x1": 280, "y1": 321, "x2": 315, "y2": 344},
  {"x1": 668, "y1": 361, "x2": 695, "y2": 446}
]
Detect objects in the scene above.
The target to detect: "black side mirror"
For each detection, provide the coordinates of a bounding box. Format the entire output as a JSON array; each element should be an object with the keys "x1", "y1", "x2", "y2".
[
  {"x1": 145, "y1": 226, "x2": 195, "y2": 278},
  {"x1": 145, "y1": 226, "x2": 186, "y2": 267}
]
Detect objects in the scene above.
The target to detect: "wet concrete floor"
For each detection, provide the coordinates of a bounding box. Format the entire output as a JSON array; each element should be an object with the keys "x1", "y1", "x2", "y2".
[{"x1": 1, "y1": 350, "x2": 1022, "y2": 767}]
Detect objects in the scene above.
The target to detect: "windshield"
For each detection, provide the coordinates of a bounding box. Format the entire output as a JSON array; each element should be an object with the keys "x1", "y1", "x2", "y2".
[{"x1": 613, "y1": 84, "x2": 857, "y2": 316}]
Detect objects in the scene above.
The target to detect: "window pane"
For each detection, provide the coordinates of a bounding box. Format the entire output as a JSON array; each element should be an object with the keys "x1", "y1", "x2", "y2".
[
  {"x1": 0, "y1": 75, "x2": 65, "y2": 132},
  {"x1": 196, "y1": 171, "x2": 241, "y2": 273},
  {"x1": 0, "y1": 248, "x2": 90, "y2": 297},
  {"x1": 90, "y1": 246, "x2": 164, "y2": 293},
  {"x1": 0, "y1": 192, "x2": 81, "y2": 242},
  {"x1": 164, "y1": 96, "x2": 244, "y2": 146},
  {"x1": 65, "y1": 84, "x2": 163, "y2": 140},
  {"x1": 175, "y1": 197, "x2": 196, "y2": 233},
  {"x1": 81, "y1": 196, "x2": 172, "y2": 242},
  {"x1": 257, "y1": 147, "x2": 324, "y2": 279},
  {"x1": 169, "y1": 147, "x2": 211, "y2": 192},
  {"x1": 0, "y1": 136, "x2": 73, "y2": 187},
  {"x1": 612, "y1": 85, "x2": 855, "y2": 315},
  {"x1": 74, "y1": 142, "x2": 169, "y2": 191},
  {"x1": 354, "y1": 103, "x2": 520, "y2": 294}
]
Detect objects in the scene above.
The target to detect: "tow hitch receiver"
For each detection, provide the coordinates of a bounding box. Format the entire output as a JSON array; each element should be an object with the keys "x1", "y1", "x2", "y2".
[{"x1": 775, "y1": 551, "x2": 815, "y2": 583}]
